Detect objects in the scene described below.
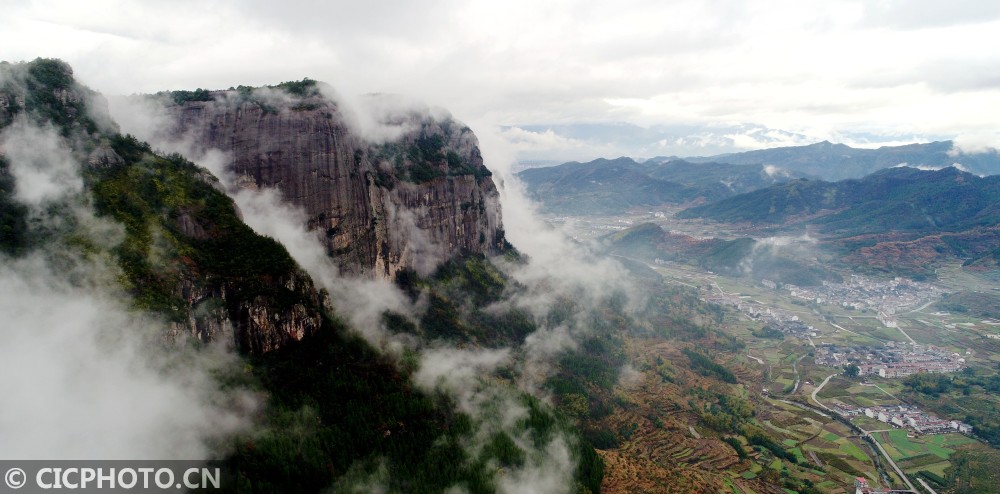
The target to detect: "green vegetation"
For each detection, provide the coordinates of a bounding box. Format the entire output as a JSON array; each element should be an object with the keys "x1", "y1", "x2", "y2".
[
  {"x1": 751, "y1": 325, "x2": 785, "y2": 339},
  {"x1": 700, "y1": 393, "x2": 754, "y2": 433},
  {"x1": 88, "y1": 135, "x2": 307, "y2": 336},
  {"x1": 225, "y1": 323, "x2": 604, "y2": 494},
  {"x1": 168, "y1": 88, "x2": 214, "y2": 104},
  {"x1": 903, "y1": 373, "x2": 954, "y2": 396},
  {"x1": 747, "y1": 432, "x2": 798, "y2": 464},
  {"x1": 722, "y1": 436, "x2": 748, "y2": 459},
  {"x1": 843, "y1": 364, "x2": 860, "y2": 378},
  {"x1": 273, "y1": 78, "x2": 318, "y2": 97},
  {"x1": 368, "y1": 124, "x2": 491, "y2": 185},
  {"x1": 682, "y1": 348, "x2": 738, "y2": 383},
  {"x1": 935, "y1": 291, "x2": 1000, "y2": 319},
  {"x1": 0, "y1": 156, "x2": 28, "y2": 255},
  {"x1": 942, "y1": 448, "x2": 1000, "y2": 494},
  {"x1": 1, "y1": 58, "x2": 100, "y2": 136}
]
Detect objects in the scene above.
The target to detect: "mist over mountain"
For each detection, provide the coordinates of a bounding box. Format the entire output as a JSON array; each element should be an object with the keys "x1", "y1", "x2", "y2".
[
  {"x1": 516, "y1": 139, "x2": 1000, "y2": 216},
  {"x1": 7, "y1": 49, "x2": 1000, "y2": 493},
  {"x1": 675, "y1": 166, "x2": 1000, "y2": 276},
  {"x1": 679, "y1": 166, "x2": 1000, "y2": 232},
  {"x1": 517, "y1": 157, "x2": 799, "y2": 214},
  {"x1": 0, "y1": 58, "x2": 621, "y2": 492},
  {"x1": 678, "y1": 140, "x2": 1000, "y2": 181}
]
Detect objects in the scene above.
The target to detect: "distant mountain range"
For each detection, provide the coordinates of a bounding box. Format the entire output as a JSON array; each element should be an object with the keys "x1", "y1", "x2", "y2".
[
  {"x1": 671, "y1": 140, "x2": 1000, "y2": 181},
  {"x1": 517, "y1": 157, "x2": 796, "y2": 214},
  {"x1": 517, "y1": 140, "x2": 1000, "y2": 215},
  {"x1": 678, "y1": 166, "x2": 1000, "y2": 235},
  {"x1": 672, "y1": 166, "x2": 1000, "y2": 276}
]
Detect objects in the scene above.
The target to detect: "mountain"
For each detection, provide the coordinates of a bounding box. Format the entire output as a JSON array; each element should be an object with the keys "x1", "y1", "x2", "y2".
[
  {"x1": 516, "y1": 140, "x2": 1000, "y2": 216},
  {"x1": 0, "y1": 59, "x2": 604, "y2": 492},
  {"x1": 0, "y1": 59, "x2": 328, "y2": 355},
  {"x1": 601, "y1": 223, "x2": 838, "y2": 286},
  {"x1": 6, "y1": 58, "x2": 940, "y2": 494},
  {"x1": 678, "y1": 166, "x2": 1000, "y2": 274},
  {"x1": 517, "y1": 157, "x2": 796, "y2": 215},
  {"x1": 678, "y1": 166, "x2": 1000, "y2": 233},
  {"x1": 678, "y1": 140, "x2": 1000, "y2": 181},
  {"x1": 157, "y1": 83, "x2": 503, "y2": 279},
  {"x1": 515, "y1": 157, "x2": 693, "y2": 214}
]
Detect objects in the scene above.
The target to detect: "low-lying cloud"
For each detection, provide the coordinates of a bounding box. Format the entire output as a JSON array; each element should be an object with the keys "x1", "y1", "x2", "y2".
[{"x1": 0, "y1": 120, "x2": 256, "y2": 460}]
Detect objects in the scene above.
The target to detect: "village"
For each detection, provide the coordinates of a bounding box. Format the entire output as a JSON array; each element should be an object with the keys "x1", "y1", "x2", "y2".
[
  {"x1": 815, "y1": 342, "x2": 966, "y2": 378},
  {"x1": 775, "y1": 275, "x2": 942, "y2": 329},
  {"x1": 829, "y1": 401, "x2": 973, "y2": 435},
  {"x1": 703, "y1": 291, "x2": 819, "y2": 339}
]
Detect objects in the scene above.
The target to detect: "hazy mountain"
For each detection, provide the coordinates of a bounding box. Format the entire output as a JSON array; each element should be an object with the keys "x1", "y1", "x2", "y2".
[
  {"x1": 517, "y1": 157, "x2": 797, "y2": 214},
  {"x1": 678, "y1": 166, "x2": 1000, "y2": 231},
  {"x1": 678, "y1": 166, "x2": 1000, "y2": 275},
  {"x1": 515, "y1": 157, "x2": 695, "y2": 214},
  {"x1": 601, "y1": 223, "x2": 838, "y2": 286},
  {"x1": 678, "y1": 140, "x2": 1000, "y2": 181}
]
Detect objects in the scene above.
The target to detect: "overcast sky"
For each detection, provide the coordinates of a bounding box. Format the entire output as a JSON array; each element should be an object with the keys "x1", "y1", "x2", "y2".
[{"x1": 5, "y1": 0, "x2": 1000, "y2": 160}]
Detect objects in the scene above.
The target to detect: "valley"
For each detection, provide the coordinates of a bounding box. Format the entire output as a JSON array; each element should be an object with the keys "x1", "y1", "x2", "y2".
[{"x1": 543, "y1": 208, "x2": 1000, "y2": 493}]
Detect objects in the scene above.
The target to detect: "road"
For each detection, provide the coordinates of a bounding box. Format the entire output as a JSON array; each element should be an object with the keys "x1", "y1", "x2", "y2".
[
  {"x1": 812, "y1": 375, "x2": 917, "y2": 492},
  {"x1": 904, "y1": 299, "x2": 936, "y2": 315},
  {"x1": 811, "y1": 373, "x2": 836, "y2": 411},
  {"x1": 608, "y1": 254, "x2": 700, "y2": 288},
  {"x1": 860, "y1": 383, "x2": 905, "y2": 403},
  {"x1": 917, "y1": 477, "x2": 939, "y2": 494},
  {"x1": 828, "y1": 321, "x2": 866, "y2": 338},
  {"x1": 897, "y1": 325, "x2": 916, "y2": 344},
  {"x1": 866, "y1": 431, "x2": 917, "y2": 492},
  {"x1": 746, "y1": 354, "x2": 764, "y2": 365},
  {"x1": 790, "y1": 354, "x2": 808, "y2": 395}
]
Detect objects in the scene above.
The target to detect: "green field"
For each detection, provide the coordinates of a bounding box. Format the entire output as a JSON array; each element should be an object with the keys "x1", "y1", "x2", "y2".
[{"x1": 650, "y1": 257, "x2": 1000, "y2": 492}]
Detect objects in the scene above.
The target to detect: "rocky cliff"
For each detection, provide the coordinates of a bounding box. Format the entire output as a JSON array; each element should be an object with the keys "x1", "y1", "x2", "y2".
[
  {"x1": 163, "y1": 83, "x2": 504, "y2": 278},
  {"x1": 1, "y1": 59, "x2": 326, "y2": 354}
]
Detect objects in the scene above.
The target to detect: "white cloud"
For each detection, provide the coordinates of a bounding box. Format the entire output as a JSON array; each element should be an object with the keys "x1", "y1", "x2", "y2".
[
  {"x1": 0, "y1": 118, "x2": 255, "y2": 460},
  {"x1": 1, "y1": 122, "x2": 82, "y2": 205},
  {"x1": 0, "y1": 255, "x2": 255, "y2": 460},
  {"x1": 4, "y1": 0, "x2": 1000, "y2": 161}
]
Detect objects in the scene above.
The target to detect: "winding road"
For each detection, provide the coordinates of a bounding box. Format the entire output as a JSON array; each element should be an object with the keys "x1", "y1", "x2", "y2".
[
  {"x1": 810, "y1": 373, "x2": 835, "y2": 411},
  {"x1": 812, "y1": 374, "x2": 916, "y2": 492}
]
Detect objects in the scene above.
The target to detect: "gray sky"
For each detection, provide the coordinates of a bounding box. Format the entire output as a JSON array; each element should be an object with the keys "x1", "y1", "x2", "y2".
[{"x1": 5, "y1": 0, "x2": 1000, "y2": 160}]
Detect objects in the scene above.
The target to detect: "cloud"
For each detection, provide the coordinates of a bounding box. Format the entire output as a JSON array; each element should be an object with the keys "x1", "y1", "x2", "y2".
[
  {"x1": 0, "y1": 120, "x2": 255, "y2": 460},
  {"x1": 0, "y1": 255, "x2": 255, "y2": 460},
  {"x1": 7, "y1": 0, "x2": 1000, "y2": 162},
  {"x1": 950, "y1": 132, "x2": 1000, "y2": 154},
  {"x1": 106, "y1": 85, "x2": 637, "y2": 490},
  {"x1": 762, "y1": 164, "x2": 788, "y2": 178},
  {"x1": 860, "y1": 0, "x2": 1000, "y2": 30},
  {"x1": 1, "y1": 122, "x2": 82, "y2": 205}
]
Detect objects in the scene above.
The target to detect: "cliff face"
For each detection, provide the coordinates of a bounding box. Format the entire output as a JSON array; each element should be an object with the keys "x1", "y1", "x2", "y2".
[
  {"x1": 1, "y1": 59, "x2": 326, "y2": 355},
  {"x1": 164, "y1": 87, "x2": 504, "y2": 278}
]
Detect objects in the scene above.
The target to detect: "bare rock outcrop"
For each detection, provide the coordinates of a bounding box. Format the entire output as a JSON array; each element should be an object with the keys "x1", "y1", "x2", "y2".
[{"x1": 165, "y1": 86, "x2": 504, "y2": 278}]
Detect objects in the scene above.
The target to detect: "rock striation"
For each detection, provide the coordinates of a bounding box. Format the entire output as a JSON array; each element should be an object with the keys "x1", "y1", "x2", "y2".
[{"x1": 164, "y1": 85, "x2": 505, "y2": 278}]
